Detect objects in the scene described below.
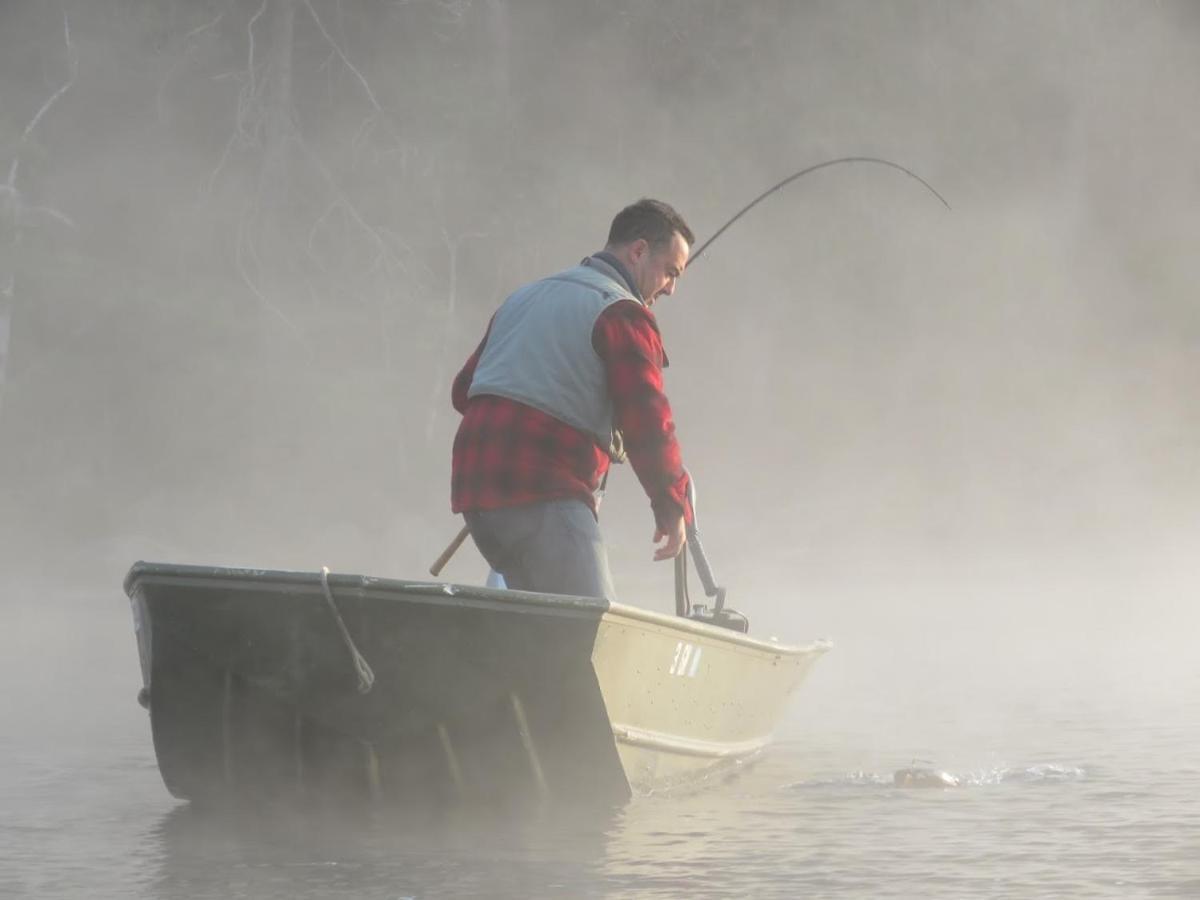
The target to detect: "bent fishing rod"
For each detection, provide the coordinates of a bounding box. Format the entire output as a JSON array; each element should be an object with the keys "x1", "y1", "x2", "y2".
[
  {"x1": 688, "y1": 155, "x2": 950, "y2": 267},
  {"x1": 429, "y1": 155, "x2": 951, "y2": 578}
]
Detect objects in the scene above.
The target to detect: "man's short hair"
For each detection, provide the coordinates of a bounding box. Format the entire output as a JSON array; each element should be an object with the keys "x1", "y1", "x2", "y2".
[{"x1": 607, "y1": 198, "x2": 695, "y2": 250}]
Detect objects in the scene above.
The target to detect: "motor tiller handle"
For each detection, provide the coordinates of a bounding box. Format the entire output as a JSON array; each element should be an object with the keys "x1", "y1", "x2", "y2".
[{"x1": 430, "y1": 524, "x2": 470, "y2": 577}]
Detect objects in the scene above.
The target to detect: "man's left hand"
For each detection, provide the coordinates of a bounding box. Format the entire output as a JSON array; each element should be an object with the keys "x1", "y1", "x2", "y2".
[{"x1": 652, "y1": 516, "x2": 686, "y2": 561}]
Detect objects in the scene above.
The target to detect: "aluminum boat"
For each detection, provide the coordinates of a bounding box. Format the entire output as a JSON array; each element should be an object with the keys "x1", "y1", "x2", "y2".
[{"x1": 125, "y1": 556, "x2": 828, "y2": 808}]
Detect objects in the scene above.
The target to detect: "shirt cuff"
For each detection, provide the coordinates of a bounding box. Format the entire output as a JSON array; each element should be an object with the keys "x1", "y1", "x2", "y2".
[{"x1": 650, "y1": 472, "x2": 694, "y2": 531}]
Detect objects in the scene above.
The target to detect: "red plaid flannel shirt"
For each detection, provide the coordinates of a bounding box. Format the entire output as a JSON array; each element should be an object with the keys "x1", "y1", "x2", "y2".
[{"x1": 451, "y1": 298, "x2": 692, "y2": 531}]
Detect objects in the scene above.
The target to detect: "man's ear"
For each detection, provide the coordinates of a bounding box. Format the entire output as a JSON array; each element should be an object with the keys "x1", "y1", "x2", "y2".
[{"x1": 629, "y1": 238, "x2": 649, "y2": 263}]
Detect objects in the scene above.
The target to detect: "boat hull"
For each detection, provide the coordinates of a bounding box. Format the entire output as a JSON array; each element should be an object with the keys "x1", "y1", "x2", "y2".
[
  {"x1": 592, "y1": 607, "x2": 822, "y2": 793},
  {"x1": 125, "y1": 562, "x2": 827, "y2": 807}
]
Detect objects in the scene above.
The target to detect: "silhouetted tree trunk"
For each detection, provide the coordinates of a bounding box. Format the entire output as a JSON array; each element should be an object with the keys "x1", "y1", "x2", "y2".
[
  {"x1": 0, "y1": 9, "x2": 75, "y2": 422},
  {"x1": 259, "y1": 0, "x2": 296, "y2": 285},
  {"x1": 0, "y1": 198, "x2": 13, "y2": 412},
  {"x1": 0, "y1": 281, "x2": 10, "y2": 419},
  {"x1": 246, "y1": 0, "x2": 300, "y2": 495},
  {"x1": 239, "y1": 0, "x2": 300, "y2": 340},
  {"x1": 485, "y1": 0, "x2": 512, "y2": 152}
]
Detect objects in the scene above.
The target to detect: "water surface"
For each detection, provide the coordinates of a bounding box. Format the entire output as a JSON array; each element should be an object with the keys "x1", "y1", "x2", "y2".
[{"x1": 2, "y1": 588, "x2": 1196, "y2": 898}]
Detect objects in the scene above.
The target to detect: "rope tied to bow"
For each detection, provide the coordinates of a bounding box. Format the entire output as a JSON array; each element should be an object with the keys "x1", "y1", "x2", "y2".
[{"x1": 320, "y1": 566, "x2": 375, "y2": 694}]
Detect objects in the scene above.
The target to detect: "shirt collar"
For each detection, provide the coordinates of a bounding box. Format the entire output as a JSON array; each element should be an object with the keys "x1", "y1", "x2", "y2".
[{"x1": 583, "y1": 251, "x2": 643, "y2": 304}]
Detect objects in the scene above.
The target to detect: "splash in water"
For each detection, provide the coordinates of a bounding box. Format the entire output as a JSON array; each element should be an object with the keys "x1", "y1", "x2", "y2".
[{"x1": 786, "y1": 763, "x2": 1085, "y2": 790}]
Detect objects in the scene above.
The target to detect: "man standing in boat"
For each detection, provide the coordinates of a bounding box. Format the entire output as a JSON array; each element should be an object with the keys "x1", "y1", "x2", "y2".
[{"x1": 450, "y1": 199, "x2": 695, "y2": 601}]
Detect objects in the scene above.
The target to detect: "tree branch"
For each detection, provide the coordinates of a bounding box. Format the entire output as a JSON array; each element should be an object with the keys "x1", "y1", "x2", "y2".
[
  {"x1": 295, "y1": 135, "x2": 426, "y2": 281},
  {"x1": 300, "y1": 0, "x2": 383, "y2": 113},
  {"x1": 17, "y1": 205, "x2": 77, "y2": 230},
  {"x1": 234, "y1": 203, "x2": 310, "y2": 351},
  {"x1": 6, "y1": 9, "x2": 77, "y2": 192},
  {"x1": 157, "y1": 2, "x2": 233, "y2": 123},
  {"x1": 246, "y1": 0, "x2": 270, "y2": 117}
]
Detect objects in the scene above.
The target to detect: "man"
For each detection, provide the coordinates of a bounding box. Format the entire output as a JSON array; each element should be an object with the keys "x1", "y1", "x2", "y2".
[{"x1": 450, "y1": 198, "x2": 694, "y2": 601}]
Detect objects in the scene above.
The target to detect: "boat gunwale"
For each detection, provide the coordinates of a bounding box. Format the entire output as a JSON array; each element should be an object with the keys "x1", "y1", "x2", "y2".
[{"x1": 124, "y1": 561, "x2": 832, "y2": 658}]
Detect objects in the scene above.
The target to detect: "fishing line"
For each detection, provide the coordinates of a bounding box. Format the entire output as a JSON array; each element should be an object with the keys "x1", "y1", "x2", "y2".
[{"x1": 688, "y1": 156, "x2": 951, "y2": 266}]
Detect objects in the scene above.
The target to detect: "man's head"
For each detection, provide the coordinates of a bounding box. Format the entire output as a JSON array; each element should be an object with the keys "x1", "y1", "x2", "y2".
[{"x1": 604, "y1": 199, "x2": 694, "y2": 307}]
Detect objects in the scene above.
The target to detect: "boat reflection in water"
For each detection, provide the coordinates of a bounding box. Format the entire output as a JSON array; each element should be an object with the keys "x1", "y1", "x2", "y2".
[
  {"x1": 147, "y1": 795, "x2": 621, "y2": 899},
  {"x1": 125, "y1": 553, "x2": 829, "y2": 810}
]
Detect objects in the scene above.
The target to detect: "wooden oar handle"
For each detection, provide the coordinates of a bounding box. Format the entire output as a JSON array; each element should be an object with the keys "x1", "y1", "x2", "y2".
[{"x1": 430, "y1": 524, "x2": 471, "y2": 576}]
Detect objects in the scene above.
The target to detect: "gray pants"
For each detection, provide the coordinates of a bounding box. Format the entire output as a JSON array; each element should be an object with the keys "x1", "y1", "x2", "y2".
[{"x1": 464, "y1": 499, "x2": 617, "y2": 602}]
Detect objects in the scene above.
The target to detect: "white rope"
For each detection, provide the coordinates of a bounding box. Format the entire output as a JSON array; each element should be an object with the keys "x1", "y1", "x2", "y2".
[{"x1": 319, "y1": 566, "x2": 375, "y2": 694}]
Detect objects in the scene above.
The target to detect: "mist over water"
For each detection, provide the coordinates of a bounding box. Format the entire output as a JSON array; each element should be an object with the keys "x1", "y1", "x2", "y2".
[{"x1": 2, "y1": 1, "x2": 1198, "y2": 897}]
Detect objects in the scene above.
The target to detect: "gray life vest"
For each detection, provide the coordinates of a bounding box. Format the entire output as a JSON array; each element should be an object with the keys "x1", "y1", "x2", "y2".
[{"x1": 467, "y1": 258, "x2": 640, "y2": 457}]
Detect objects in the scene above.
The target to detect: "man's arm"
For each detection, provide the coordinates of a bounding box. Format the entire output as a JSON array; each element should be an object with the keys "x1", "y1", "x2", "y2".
[
  {"x1": 594, "y1": 300, "x2": 692, "y2": 557},
  {"x1": 451, "y1": 318, "x2": 493, "y2": 414}
]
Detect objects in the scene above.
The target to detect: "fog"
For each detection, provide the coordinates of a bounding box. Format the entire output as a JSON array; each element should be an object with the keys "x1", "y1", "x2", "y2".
[{"x1": 1, "y1": 0, "x2": 1197, "y2": 758}]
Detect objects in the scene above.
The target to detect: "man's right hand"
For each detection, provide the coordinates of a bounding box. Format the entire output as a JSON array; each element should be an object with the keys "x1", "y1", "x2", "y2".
[{"x1": 652, "y1": 516, "x2": 686, "y2": 561}]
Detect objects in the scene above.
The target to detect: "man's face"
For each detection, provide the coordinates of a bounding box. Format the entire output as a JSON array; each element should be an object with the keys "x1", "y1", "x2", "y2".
[{"x1": 630, "y1": 231, "x2": 690, "y2": 307}]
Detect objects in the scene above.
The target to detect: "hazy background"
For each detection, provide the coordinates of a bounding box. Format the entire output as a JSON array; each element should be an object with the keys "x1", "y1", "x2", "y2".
[{"x1": 1, "y1": 0, "x2": 1197, "y2": 782}]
